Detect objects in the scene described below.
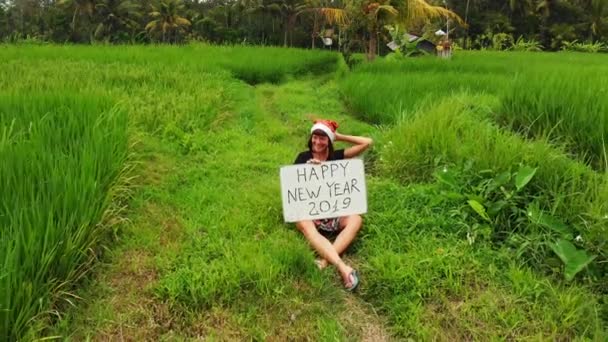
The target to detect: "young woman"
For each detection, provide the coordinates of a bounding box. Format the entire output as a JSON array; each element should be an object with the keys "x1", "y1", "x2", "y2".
[{"x1": 293, "y1": 119, "x2": 373, "y2": 291}]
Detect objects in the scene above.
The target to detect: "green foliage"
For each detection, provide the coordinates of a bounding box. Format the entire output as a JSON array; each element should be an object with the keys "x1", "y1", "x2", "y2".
[
  {"x1": 491, "y1": 32, "x2": 514, "y2": 50},
  {"x1": 550, "y1": 239, "x2": 597, "y2": 281},
  {"x1": 0, "y1": 94, "x2": 130, "y2": 340},
  {"x1": 385, "y1": 24, "x2": 431, "y2": 57},
  {"x1": 500, "y1": 67, "x2": 608, "y2": 169},
  {"x1": 510, "y1": 36, "x2": 543, "y2": 51},
  {"x1": 217, "y1": 47, "x2": 341, "y2": 84},
  {"x1": 94, "y1": 0, "x2": 142, "y2": 43},
  {"x1": 515, "y1": 165, "x2": 537, "y2": 190},
  {"x1": 430, "y1": 162, "x2": 599, "y2": 282},
  {"x1": 432, "y1": 164, "x2": 531, "y2": 237},
  {"x1": 360, "y1": 179, "x2": 605, "y2": 339},
  {"x1": 340, "y1": 51, "x2": 608, "y2": 171},
  {"x1": 145, "y1": 0, "x2": 191, "y2": 43},
  {"x1": 561, "y1": 40, "x2": 607, "y2": 53},
  {"x1": 377, "y1": 94, "x2": 607, "y2": 283},
  {"x1": 1, "y1": 0, "x2": 607, "y2": 51},
  {"x1": 339, "y1": 53, "x2": 511, "y2": 123},
  {"x1": 345, "y1": 53, "x2": 367, "y2": 68}
]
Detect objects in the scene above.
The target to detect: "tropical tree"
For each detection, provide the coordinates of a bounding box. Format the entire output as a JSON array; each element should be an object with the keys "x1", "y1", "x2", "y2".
[
  {"x1": 395, "y1": 0, "x2": 462, "y2": 32},
  {"x1": 0, "y1": 3, "x2": 5, "y2": 38},
  {"x1": 316, "y1": 0, "x2": 462, "y2": 60},
  {"x1": 146, "y1": 0, "x2": 191, "y2": 43},
  {"x1": 241, "y1": 0, "x2": 283, "y2": 42},
  {"x1": 509, "y1": 0, "x2": 534, "y2": 15},
  {"x1": 586, "y1": 0, "x2": 608, "y2": 41},
  {"x1": 60, "y1": 0, "x2": 96, "y2": 36},
  {"x1": 94, "y1": 0, "x2": 142, "y2": 42},
  {"x1": 296, "y1": 0, "x2": 349, "y2": 48},
  {"x1": 536, "y1": 0, "x2": 554, "y2": 47},
  {"x1": 277, "y1": 0, "x2": 307, "y2": 46},
  {"x1": 0, "y1": 0, "x2": 604, "y2": 49},
  {"x1": 358, "y1": 1, "x2": 398, "y2": 60}
]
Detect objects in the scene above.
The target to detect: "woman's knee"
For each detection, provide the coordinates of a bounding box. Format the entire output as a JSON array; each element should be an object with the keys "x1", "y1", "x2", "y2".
[
  {"x1": 352, "y1": 215, "x2": 363, "y2": 230},
  {"x1": 341, "y1": 214, "x2": 363, "y2": 229},
  {"x1": 295, "y1": 220, "x2": 316, "y2": 234}
]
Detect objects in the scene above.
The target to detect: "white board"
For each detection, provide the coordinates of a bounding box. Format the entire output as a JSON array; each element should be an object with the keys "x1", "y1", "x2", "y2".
[{"x1": 280, "y1": 159, "x2": 367, "y2": 222}]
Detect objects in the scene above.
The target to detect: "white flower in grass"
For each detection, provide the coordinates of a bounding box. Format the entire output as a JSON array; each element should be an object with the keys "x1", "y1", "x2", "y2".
[
  {"x1": 442, "y1": 167, "x2": 448, "y2": 173},
  {"x1": 575, "y1": 235, "x2": 583, "y2": 242}
]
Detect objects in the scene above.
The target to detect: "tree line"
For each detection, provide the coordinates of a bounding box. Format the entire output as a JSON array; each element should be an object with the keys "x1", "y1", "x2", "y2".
[{"x1": 1, "y1": 0, "x2": 607, "y2": 54}]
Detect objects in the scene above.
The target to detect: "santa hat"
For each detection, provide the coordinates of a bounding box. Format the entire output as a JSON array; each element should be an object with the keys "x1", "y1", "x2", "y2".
[{"x1": 310, "y1": 120, "x2": 339, "y2": 142}]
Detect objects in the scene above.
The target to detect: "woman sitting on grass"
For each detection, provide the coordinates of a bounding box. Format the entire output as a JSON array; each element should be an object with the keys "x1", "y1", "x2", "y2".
[{"x1": 293, "y1": 119, "x2": 373, "y2": 291}]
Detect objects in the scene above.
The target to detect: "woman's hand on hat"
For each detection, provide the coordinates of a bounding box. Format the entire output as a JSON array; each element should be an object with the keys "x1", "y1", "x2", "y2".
[{"x1": 307, "y1": 158, "x2": 322, "y2": 165}]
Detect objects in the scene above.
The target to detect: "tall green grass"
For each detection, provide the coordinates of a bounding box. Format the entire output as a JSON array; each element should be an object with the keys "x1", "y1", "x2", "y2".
[
  {"x1": 0, "y1": 44, "x2": 342, "y2": 86},
  {"x1": 340, "y1": 51, "x2": 608, "y2": 145},
  {"x1": 0, "y1": 44, "x2": 346, "y2": 340},
  {"x1": 357, "y1": 179, "x2": 607, "y2": 341},
  {"x1": 0, "y1": 94, "x2": 129, "y2": 339},
  {"x1": 361, "y1": 179, "x2": 606, "y2": 339},
  {"x1": 500, "y1": 69, "x2": 608, "y2": 169},
  {"x1": 377, "y1": 94, "x2": 608, "y2": 285},
  {"x1": 338, "y1": 51, "x2": 518, "y2": 123},
  {"x1": 340, "y1": 68, "x2": 508, "y2": 123}
]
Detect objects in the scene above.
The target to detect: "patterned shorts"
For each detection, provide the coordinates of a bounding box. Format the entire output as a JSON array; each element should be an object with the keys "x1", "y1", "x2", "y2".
[{"x1": 314, "y1": 217, "x2": 341, "y2": 232}]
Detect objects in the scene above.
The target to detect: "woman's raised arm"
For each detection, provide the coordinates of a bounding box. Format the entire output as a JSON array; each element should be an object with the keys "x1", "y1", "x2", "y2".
[{"x1": 335, "y1": 132, "x2": 373, "y2": 158}]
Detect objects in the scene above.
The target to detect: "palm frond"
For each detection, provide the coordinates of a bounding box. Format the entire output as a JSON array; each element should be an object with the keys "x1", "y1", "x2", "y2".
[
  {"x1": 376, "y1": 5, "x2": 398, "y2": 17},
  {"x1": 318, "y1": 8, "x2": 349, "y2": 26},
  {"x1": 144, "y1": 20, "x2": 158, "y2": 31},
  {"x1": 400, "y1": 0, "x2": 464, "y2": 26},
  {"x1": 175, "y1": 17, "x2": 191, "y2": 26},
  {"x1": 94, "y1": 23, "x2": 105, "y2": 38}
]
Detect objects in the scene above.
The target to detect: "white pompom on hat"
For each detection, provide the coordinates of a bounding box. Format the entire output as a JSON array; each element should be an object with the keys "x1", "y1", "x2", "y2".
[{"x1": 310, "y1": 119, "x2": 339, "y2": 142}]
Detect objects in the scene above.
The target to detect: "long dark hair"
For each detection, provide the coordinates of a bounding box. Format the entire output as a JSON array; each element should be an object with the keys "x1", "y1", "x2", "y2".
[{"x1": 307, "y1": 130, "x2": 334, "y2": 157}]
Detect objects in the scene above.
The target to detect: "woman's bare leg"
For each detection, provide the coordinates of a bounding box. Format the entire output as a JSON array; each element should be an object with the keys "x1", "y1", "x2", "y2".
[
  {"x1": 296, "y1": 220, "x2": 355, "y2": 287},
  {"x1": 317, "y1": 215, "x2": 362, "y2": 269},
  {"x1": 333, "y1": 215, "x2": 363, "y2": 254}
]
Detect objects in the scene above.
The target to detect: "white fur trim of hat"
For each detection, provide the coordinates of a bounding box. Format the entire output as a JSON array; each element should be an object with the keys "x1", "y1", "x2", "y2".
[{"x1": 310, "y1": 122, "x2": 337, "y2": 142}]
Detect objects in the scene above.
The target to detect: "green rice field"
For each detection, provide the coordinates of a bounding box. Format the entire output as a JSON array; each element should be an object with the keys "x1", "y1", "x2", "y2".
[{"x1": 1, "y1": 45, "x2": 606, "y2": 340}]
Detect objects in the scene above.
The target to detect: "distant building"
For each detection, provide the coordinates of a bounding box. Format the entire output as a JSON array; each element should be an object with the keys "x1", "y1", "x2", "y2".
[{"x1": 387, "y1": 33, "x2": 437, "y2": 55}]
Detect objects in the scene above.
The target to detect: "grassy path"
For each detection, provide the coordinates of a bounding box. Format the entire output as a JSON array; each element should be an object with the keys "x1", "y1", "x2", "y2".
[{"x1": 53, "y1": 76, "x2": 391, "y2": 340}]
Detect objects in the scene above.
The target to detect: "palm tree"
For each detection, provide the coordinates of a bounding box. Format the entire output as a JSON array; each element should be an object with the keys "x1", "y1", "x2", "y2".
[
  {"x1": 59, "y1": 0, "x2": 96, "y2": 37},
  {"x1": 296, "y1": 0, "x2": 349, "y2": 48},
  {"x1": 94, "y1": 0, "x2": 142, "y2": 42},
  {"x1": 278, "y1": 0, "x2": 307, "y2": 46},
  {"x1": 536, "y1": 0, "x2": 553, "y2": 48},
  {"x1": 239, "y1": 0, "x2": 283, "y2": 44},
  {"x1": 359, "y1": 1, "x2": 398, "y2": 60},
  {"x1": 509, "y1": 0, "x2": 533, "y2": 14},
  {"x1": 305, "y1": 0, "x2": 461, "y2": 60},
  {"x1": 587, "y1": 0, "x2": 608, "y2": 41},
  {"x1": 145, "y1": 0, "x2": 191, "y2": 43},
  {"x1": 395, "y1": 0, "x2": 462, "y2": 30}
]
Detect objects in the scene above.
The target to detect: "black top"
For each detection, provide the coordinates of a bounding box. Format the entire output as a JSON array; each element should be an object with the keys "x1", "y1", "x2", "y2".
[{"x1": 293, "y1": 149, "x2": 345, "y2": 164}]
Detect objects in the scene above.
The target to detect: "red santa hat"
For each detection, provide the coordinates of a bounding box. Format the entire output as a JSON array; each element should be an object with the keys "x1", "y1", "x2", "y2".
[{"x1": 310, "y1": 119, "x2": 339, "y2": 142}]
